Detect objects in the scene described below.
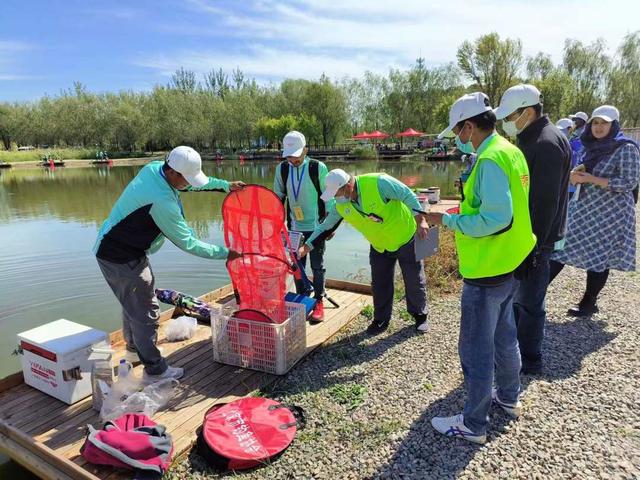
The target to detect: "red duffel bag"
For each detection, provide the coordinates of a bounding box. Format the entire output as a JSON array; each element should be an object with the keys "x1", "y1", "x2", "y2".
[{"x1": 196, "y1": 397, "x2": 305, "y2": 471}]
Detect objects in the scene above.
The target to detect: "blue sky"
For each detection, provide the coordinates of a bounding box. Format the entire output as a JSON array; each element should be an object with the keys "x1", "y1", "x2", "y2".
[{"x1": 2, "y1": 0, "x2": 639, "y2": 101}]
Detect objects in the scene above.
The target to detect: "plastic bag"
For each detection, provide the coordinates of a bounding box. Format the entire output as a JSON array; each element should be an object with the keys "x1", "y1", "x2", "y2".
[
  {"x1": 100, "y1": 372, "x2": 179, "y2": 422},
  {"x1": 165, "y1": 316, "x2": 198, "y2": 342}
]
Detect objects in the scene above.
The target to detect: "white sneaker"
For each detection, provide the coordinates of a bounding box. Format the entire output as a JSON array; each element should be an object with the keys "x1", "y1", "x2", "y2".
[
  {"x1": 143, "y1": 365, "x2": 184, "y2": 383},
  {"x1": 431, "y1": 414, "x2": 486, "y2": 444},
  {"x1": 124, "y1": 346, "x2": 164, "y2": 364},
  {"x1": 416, "y1": 319, "x2": 430, "y2": 333},
  {"x1": 492, "y1": 388, "x2": 522, "y2": 418}
]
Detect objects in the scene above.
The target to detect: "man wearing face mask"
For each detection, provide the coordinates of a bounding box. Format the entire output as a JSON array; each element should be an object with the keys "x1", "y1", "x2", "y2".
[
  {"x1": 274, "y1": 130, "x2": 332, "y2": 322},
  {"x1": 297, "y1": 168, "x2": 429, "y2": 335},
  {"x1": 94, "y1": 146, "x2": 244, "y2": 381},
  {"x1": 494, "y1": 84, "x2": 571, "y2": 376},
  {"x1": 425, "y1": 92, "x2": 535, "y2": 444}
]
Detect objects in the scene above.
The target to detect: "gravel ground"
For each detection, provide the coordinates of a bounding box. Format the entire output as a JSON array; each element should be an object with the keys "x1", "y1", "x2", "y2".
[{"x1": 167, "y1": 227, "x2": 640, "y2": 480}]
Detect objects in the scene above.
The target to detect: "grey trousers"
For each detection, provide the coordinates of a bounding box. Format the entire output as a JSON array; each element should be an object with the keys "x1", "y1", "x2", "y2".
[
  {"x1": 97, "y1": 257, "x2": 167, "y2": 375},
  {"x1": 369, "y1": 237, "x2": 428, "y2": 324}
]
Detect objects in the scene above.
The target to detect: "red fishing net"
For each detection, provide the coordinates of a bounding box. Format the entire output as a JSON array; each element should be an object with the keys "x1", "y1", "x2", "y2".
[{"x1": 222, "y1": 185, "x2": 293, "y2": 323}]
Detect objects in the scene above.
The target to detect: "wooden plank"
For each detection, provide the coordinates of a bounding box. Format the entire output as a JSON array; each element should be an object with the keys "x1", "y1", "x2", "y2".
[
  {"x1": 325, "y1": 279, "x2": 372, "y2": 295},
  {"x1": 0, "y1": 371, "x2": 24, "y2": 394},
  {"x1": 0, "y1": 421, "x2": 99, "y2": 480},
  {"x1": 0, "y1": 430, "x2": 75, "y2": 480}
]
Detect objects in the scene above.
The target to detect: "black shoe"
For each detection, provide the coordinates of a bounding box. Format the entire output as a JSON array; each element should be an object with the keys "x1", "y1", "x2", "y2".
[
  {"x1": 567, "y1": 303, "x2": 599, "y2": 317},
  {"x1": 521, "y1": 363, "x2": 543, "y2": 375},
  {"x1": 366, "y1": 319, "x2": 389, "y2": 335},
  {"x1": 413, "y1": 314, "x2": 429, "y2": 334}
]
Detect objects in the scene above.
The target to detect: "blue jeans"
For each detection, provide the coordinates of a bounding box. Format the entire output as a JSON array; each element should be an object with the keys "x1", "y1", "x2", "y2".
[
  {"x1": 459, "y1": 278, "x2": 521, "y2": 434},
  {"x1": 514, "y1": 250, "x2": 552, "y2": 369},
  {"x1": 295, "y1": 231, "x2": 325, "y2": 300}
]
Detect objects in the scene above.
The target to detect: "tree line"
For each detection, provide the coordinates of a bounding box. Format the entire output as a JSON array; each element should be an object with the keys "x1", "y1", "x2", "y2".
[{"x1": 0, "y1": 31, "x2": 638, "y2": 152}]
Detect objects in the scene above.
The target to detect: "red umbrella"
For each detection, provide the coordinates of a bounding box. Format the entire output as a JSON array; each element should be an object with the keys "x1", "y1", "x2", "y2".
[
  {"x1": 367, "y1": 130, "x2": 390, "y2": 139},
  {"x1": 396, "y1": 128, "x2": 424, "y2": 137},
  {"x1": 351, "y1": 131, "x2": 370, "y2": 139}
]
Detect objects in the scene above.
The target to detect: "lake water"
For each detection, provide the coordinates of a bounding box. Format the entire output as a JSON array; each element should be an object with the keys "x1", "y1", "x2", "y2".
[{"x1": 0, "y1": 158, "x2": 460, "y2": 477}]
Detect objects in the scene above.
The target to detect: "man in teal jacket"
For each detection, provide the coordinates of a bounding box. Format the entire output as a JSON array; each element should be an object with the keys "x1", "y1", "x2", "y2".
[
  {"x1": 94, "y1": 146, "x2": 243, "y2": 381},
  {"x1": 274, "y1": 131, "x2": 332, "y2": 322}
]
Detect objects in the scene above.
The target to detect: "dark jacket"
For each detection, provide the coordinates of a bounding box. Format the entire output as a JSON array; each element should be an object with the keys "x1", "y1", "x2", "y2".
[{"x1": 516, "y1": 115, "x2": 571, "y2": 249}]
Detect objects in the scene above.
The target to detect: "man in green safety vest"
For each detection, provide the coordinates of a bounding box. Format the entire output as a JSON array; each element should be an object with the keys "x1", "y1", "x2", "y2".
[
  {"x1": 426, "y1": 92, "x2": 536, "y2": 444},
  {"x1": 298, "y1": 169, "x2": 430, "y2": 335}
]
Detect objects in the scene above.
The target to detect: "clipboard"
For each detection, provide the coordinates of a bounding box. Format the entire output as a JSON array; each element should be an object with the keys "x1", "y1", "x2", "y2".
[{"x1": 414, "y1": 226, "x2": 439, "y2": 261}]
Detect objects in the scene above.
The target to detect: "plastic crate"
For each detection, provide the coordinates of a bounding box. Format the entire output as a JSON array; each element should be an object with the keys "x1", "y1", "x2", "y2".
[{"x1": 211, "y1": 301, "x2": 306, "y2": 375}]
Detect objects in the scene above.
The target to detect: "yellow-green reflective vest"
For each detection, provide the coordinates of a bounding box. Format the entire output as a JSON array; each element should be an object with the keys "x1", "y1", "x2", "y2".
[
  {"x1": 456, "y1": 135, "x2": 536, "y2": 279},
  {"x1": 336, "y1": 174, "x2": 416, "y2": 253}
]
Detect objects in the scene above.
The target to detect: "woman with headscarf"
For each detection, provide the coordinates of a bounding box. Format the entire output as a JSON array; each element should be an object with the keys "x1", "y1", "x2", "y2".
[{"x1": 549, "y1": 105, "x2": 640, "y2": 316}]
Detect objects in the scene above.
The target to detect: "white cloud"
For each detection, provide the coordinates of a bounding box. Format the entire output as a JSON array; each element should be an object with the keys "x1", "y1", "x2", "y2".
[
  {"x1": 142, "y1": 0, "x2": 640, "y2": 82},
  {"x1": 0, "y1": 40, "x2": 33, "y2": 82}
]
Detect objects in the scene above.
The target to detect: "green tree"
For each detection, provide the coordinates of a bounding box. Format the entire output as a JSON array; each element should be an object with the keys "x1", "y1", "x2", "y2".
[
  {"x1": 608, "y1": 31, "x2": 640, "y2": 126},
  {"x1": 563, "y1": 38, "x2": 611, "y2": 113},
  {"x1": 457, "y1": 32, "x2": 523, "y2": 105}
]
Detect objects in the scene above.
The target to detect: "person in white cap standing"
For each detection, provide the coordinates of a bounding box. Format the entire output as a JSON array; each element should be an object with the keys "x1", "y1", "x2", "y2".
[
  {"x1": 570, "y1": 111, "x2": 589, "y2": 140},
  {"x1": 549, "y1": 105, "x2": 640, "y2": 315},
  {"x1": 274, "y1": 131, "x2": 332, "y2": 322},
  {"x1": 94, "y1": 146, "x2": 244, "y2": 381},
  {"x1": 426, "y1": 92, "x2": 535, "y2": 444},
  {"x1": 555, "y1": 118, "x2": 574, "y2": 138},
  {"x1": 493, "y1": 83, "x2": 571, "y2": 375},
  {"x1": 298, "y1": 167, "x2": 430, "y2": 335}
]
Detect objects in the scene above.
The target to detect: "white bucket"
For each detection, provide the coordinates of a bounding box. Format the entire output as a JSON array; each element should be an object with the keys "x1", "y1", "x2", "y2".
[{"x1": 425, "y1": 187, "x2": 440, "y2": 204}]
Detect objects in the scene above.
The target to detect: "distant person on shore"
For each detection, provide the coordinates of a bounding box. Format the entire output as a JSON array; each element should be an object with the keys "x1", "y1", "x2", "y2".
[
  {"x1": 426, "y1": 92, "x2": 535, "y2": 444},
  {"x1": 549, "y1": 105, "x2": 640, "y2": 316},
  {"x1": 274, "y1": 131, "x2": 332, "y2": 322},
  {"x1": 494, "y1": 84, "x2": 571, "y2": 375},
  {"x1": 94, "y1": 146, "x2": 245, "y2": 381},
  {"x1": 298, "y1": 168, "x2": 430, "y2": 335}
]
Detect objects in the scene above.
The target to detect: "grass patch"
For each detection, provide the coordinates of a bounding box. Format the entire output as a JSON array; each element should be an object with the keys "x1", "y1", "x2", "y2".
[
  {"x1": 422, "y1": 381, "x2": 434, "y2": 392},
  {"x1": 399, "y1": 311, "x2": 413, "y2": 322},
  {"x1": 393, "y1": 284, "x2": 405, "y2": 301},
  {"x1": 349, "y1": 145, "x2": 378, "y2": 159},
  {"x1": 424, "y1": 227, "x2": 461, "y2": 295},
  {"x1": 360, "y1": 304, "x2": 374, "y2": 320},
  {"x1": 328, "y1": 383, "x2": 367, "y2": 411}
]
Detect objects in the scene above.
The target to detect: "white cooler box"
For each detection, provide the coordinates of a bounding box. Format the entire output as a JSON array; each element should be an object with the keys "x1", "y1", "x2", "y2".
[{"x1": 17, "y1": 319, "x2": 109, "y2": 404}]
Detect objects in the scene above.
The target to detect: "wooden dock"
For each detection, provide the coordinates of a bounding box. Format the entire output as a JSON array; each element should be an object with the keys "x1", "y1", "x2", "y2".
[{"x1": 0, "y1": 280, "x2": 372, "y2": 479}]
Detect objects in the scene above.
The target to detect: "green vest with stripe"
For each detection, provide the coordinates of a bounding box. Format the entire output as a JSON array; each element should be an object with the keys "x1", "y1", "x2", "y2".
[
  {"x1": 456, "y1": 135, "x2": 536, "y2": 279},
  {"x1": 336, "y1": 174, "x2": 416, "y2": 253}
]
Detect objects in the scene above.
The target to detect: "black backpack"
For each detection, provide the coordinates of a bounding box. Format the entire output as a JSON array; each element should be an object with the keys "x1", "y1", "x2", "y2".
[{"x1": 279, "y1": 159, "x2": 326, "y2": 225}]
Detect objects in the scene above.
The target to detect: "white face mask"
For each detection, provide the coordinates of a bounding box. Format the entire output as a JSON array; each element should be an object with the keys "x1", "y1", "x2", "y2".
[{"x1": 502, "y1": 110, "x2": 528, "y2": 137}]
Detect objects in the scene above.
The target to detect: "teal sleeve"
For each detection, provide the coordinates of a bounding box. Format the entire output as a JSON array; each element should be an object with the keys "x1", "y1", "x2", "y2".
[
  {"x1": 185, "y1": 176, "x2": 230, "y2": 193},
  {"x1": 305, "y1": 203, "x2": 342, "y2": 249},
  {"x1": 273, "y1": 166, "x2": 285, "y2": 200},
  {"x1": 377, "y1": 175, "x2": 422, "y2": 213},
  {"x1": 150, "y1": 199, "x2": 229, "y2": 259},
  {"x1": 318, "y1": 162, "x2": 335, "y2": 213},
  {"x1": 442, "y1": 160, "x2": 513, "y2": 237}
]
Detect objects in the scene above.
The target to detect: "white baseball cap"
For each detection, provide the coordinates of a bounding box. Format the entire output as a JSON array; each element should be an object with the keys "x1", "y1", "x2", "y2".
[
  {"x1": 282, "y1": 130, "x2": 306, "y2": 158},
  {"x1": 166, "y1": 146, "x2": 208, "y2": 187},
  {"x1": 320, "y1": 169, "x2": 351, "y2": 201},
  {"x1": 493, "y1": 84, "x2": 542, "y2": 120},
  {"x1": 570, "y1": 111, "x2": 588, "y2": 123},
  {"x1": 438, "y1": 92, "x2": 492, "y2": 139},
  {"x1": 555, "y1": 118, "x2": 573, "y2": 130},
  {"x1": 589, "y1": 105, "x2": 619, "y2": 123}
]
